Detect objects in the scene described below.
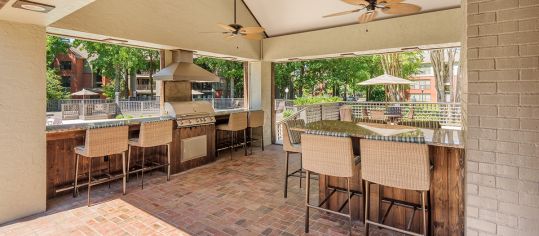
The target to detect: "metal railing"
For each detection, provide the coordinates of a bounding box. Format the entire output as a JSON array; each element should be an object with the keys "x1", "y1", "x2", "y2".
[
  {"x1": 193, "y1": 98, "x2": 245, "y2": 110},
  {"x1": 274, "y1": 101, "x2": 462, "y2": 144},
  {"x1": 117, "y1": 100, "x2": 159, "y2": 113},
  {"x1": 344, "y1": 102, "x2": 462, "y2": 127}
]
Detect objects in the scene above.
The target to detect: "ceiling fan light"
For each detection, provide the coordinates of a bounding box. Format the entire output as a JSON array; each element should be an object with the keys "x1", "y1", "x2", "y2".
[{"x1": 12, "y1": 0, "x2": 55, "y2": 13}]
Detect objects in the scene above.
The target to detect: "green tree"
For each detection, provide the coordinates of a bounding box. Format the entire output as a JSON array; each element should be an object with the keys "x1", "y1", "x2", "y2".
[
  {"x1": 194, "y1": 57, "x2": 244, "y2": 98},
  {"x1": 46, "y1": 36, "x2": 70, "y2": 68},
  {"x1": 46, "y1": 68, "x2": 69, "y2": 99},
  {"x1": 73, "y1": 40, "x2": 157, "y2": 99}
]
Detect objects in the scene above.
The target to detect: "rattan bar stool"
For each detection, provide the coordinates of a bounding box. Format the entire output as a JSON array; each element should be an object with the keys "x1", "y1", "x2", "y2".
[
  {"x1": 127, "y1": 120, "x2": 173, "y2": 189},
  {"x1": 282, "y1": 120, "x2": 311, "y2": 198},
  {"x1": 361, "y1": 139, "x2": 431, "y2": 236},
  {"x1": 217, "y1": 111, "x2": 248, "y2": 158},
  {"x1": 73, "y1": 125, "x2": 129, "y2": 206},
  {"x1": 302, "y1": 132, "x2": 358, "y2": 235},
  {"x1": 247, "y1": 110, "x2": 264, "y2": 155}
]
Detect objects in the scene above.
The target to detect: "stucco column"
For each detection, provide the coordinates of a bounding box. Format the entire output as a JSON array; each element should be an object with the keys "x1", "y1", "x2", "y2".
[
  {"x1": 0, "y1": 20, "x2": 47, "y2": 224},
  {"x1": 158, "y1": 50, "x2": 173, "y2": 115},
  {"x1": 248, "y1": 61, "x2": 272, "y2": 146}
]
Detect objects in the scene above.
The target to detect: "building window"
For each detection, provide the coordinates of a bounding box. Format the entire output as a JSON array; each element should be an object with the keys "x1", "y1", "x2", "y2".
[
  {"x1": 411, "y1": 94, "x2": 431, "y2": 102},
  {"x1": 412, "y1": 80, "x2": 431, "y2": 90},
  {"x1": 95, "y1": 75, "x2": 103, "y2": 87},
  {"x1": 418, "y1": 64, "x2": 433, "y2": 76},
  {"x1": 83, "y1": 61, "x2": 92, "y2": 73},
  {"x1": 61, "y1": 76, "x2": 71, "y2": 88},
  {"x1": 59, "y1": 61, "x2": 72, "y2": 70}
]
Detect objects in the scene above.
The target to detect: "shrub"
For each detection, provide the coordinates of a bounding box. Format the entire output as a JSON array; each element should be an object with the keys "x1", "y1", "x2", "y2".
[
  {"x1": 115, "y1": 114, "x2": 124, "y2": 119},
  {"x1": 293, "y1": 96, "x2": 343, "y2": 106},
  {"x1": 283, "y1": 109, "x2": 294, "y2": 118}
]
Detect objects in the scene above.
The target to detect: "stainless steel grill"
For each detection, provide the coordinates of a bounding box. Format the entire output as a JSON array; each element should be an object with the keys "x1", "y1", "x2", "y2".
[{"x1": 164, "y1": 101, "x2": 216, "y2": 127}]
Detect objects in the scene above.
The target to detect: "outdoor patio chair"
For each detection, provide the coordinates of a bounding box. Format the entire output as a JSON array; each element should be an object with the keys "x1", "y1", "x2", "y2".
[
  {"x1": 281, "y1": 121, "x2": 305, "y2": 198},
  {"x1": 247, "y1": 110, "x2": 264, "y2": 155},
  {"x1": 127, "y1": 120, "x2": 173, "y2": 189},
  {"x1": 73, "y1": 124, "x2": 129, "y2": 206},
  {"x1": 361, "y1": 139, "x2": 431, "y2": 236},
  {"x1": 302, "y1": 131, "x2": 358, "y2": 235}
]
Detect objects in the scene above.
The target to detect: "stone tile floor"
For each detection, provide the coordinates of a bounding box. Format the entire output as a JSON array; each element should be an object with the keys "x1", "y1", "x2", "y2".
[{"x1": 0, "y1": 145, "x2": 396, "y2": 236}]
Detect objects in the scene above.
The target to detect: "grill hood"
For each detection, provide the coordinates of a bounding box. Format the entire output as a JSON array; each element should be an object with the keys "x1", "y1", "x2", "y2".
[{"x1": 154, "y1": 50, "x2": 220, "y2": 82}]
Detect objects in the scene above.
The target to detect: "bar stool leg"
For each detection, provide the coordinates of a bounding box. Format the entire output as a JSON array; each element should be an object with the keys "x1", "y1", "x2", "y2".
[
  {"x1": 421, "y1": 191, "x2": 427, "y2": 236},
  {"x1": 305, "y1": 170, "x2": 311, "y2": 233},
  {"x1": 122, "y1": 151, "x2": 126, "y2": 195},
  {"x1": 250, "y1": 127, "x2": 253, "y2": 155},
  {"x1": 243, "y1": 129, "x2": 247, "y2": 156},
  {"x1": 87, "y1": 157, "x2": 92, "y2": 207},
  {"x1": 260, "y1": 126, "x2": 264, "y2": 151},
  {"x1": 299, "y1": 156, "x2": 302, "y2": 188},
  {"x1": 365, "y1": 180, "x2": 370, "y2": 236},
  {"x1": 347, "y1": 177, "x2": 352, "y2": 235},
  {"x1": 141, "y1": 147, "x2": 145, "y2": 189},
  {"x1": 167, "y1": 143, "x2": 171, "y2": 181},
  {"x1": 230, "y1": 131, "x2": 233, "y2": 159},
  {"x1": 73, "y1": 154, "x2": 80, "y2": 197},
  {"x1": 284, "y1": 152, "x2": 289, "y2": 198},
  {"x1": 107, "y1": 155, "x2": 111, "y2": 189},
  {"x1": 127, "y1": 145, "x2": 132, "y2": 182}
]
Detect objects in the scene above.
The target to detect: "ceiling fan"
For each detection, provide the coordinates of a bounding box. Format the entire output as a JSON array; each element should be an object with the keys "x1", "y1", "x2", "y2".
[
  {"x1": 214, "y1": 0, "x2": 266, "y2": 40},
  {"x1": 324, "y1": 0, "x2": 422, "y2": 24}
]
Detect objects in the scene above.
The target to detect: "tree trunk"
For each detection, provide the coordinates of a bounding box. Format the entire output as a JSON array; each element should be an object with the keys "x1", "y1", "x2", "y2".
[
  {"x1": 149, "y1": 55, "x2": 154, "y2": 99},
  {"x1": 430, "y1": 49, "x2": 457, "y2": 103},
  {"x1": 380, "y1": 53, "x2": 403, "y2": 102},
  {"x1": 124, "y1": 69, "x2": 129, "y2": 98}
]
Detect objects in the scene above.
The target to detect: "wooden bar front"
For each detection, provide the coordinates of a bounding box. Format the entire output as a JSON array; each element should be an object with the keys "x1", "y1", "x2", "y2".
[
  {"x1": 46, "y1": 122, "x2": 215, "y2": 200},
  {"x1": 318, "y1": 139, "x2": 464, "y2": 236}
]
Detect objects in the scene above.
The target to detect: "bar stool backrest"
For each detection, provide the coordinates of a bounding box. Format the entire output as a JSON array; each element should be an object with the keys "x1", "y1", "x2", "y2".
[
  {"x1": 282, "y1": 122, "x2": 298, "y2": 152},
  {"x1": 361, "y1": 139, "x2": 430, "y2": 191},
  {"x1": 85, "y1": 125, "x2": 129, "y2": 157},
  {"x1": 227, "y1": 112, "x2": 248, "y2": 131},
  {"x1": 248, "y1": 110, "x2": 264, "y2": 128},
  {"x1": 139, "y1": 120, "x2": 173, "y2": 147},
  {"x1": 301, "y1": 134, "x2": 355, "y2": 178}
]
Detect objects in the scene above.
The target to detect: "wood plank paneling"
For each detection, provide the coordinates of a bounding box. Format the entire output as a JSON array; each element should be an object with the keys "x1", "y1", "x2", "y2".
[
  {"x1": 319, "y1": 145, "x2": 464, "y2": 236},
  {"x1": 46, "y1": 123, "x2": 216, "y2": 200}
]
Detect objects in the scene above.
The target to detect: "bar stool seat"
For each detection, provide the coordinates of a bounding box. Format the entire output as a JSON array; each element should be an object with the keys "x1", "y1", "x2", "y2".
[
  {"x1": 127, "y1": 120, "x2": 173, "y2": 189},
  {"x1": 247, "y1": 110, "x2": 265, "y2": 155},
  {"x1": 361, "y1": 139, "x2": 431, "y2": 236},
  {"x1": 73, "y1": 124, "x2": 129, "y2": 207},
  {"x1": 302, "y1": 131, "x2": 362, "y2": 235},
  {"x1": 217, "y1": 112, "x2": 248, "y2": 158}
]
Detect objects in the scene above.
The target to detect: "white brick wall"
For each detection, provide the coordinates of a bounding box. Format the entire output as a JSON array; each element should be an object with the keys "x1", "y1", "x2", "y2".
[{"x1": 466, "y1": 0, "x2": 539, "y2": 235}]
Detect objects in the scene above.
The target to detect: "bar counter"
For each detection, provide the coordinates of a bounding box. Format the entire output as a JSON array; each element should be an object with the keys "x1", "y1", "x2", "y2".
[
  {"x1": 46, "y1": 117, "x2": 215, "y2": 200},
  {"x1": 292, "y1": 120, "x2": 464, "y2": 235}
]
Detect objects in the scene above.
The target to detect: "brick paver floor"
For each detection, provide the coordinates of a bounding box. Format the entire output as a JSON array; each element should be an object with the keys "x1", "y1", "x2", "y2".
[{"x1": 0, "y1": 145, "x2": 395, "y2": 236}]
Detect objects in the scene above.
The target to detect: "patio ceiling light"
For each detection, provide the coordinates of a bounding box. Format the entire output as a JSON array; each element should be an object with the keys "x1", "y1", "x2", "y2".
[{"x1": 12, "y1": 0, "x2": 55, "y2": 13}]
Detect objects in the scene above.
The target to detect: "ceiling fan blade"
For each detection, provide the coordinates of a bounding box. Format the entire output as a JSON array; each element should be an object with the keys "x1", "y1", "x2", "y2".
[
  {"x1": 200, "y1": 32, "x2": 228, "y2": 34},
  {"x1": 217, "y1": 23, "x2": 236, "y2": 32},
  {"x1": 323, "y1": 8, "x2": 362, "y2": 18},
  {"x1": 378, "y1": 0, "x2": 404, "y2": 4},
  {"x1": 342, "y1": 0, "x2": 369, "y2": 6},
  {"x1": 381, "y1": 3, "x2": 422, "y2": 15},
  {"x1": 239, "y1": 26, "x2": 265, "y2": 34},
  {"x1": 358, "y1": 10, "x2": 377, "y2": 23},
  {"x1": 242, "y1": 34, "x2": 264, "y2": 41}
]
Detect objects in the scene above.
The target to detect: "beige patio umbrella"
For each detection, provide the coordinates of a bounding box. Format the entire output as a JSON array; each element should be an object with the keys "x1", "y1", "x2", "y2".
[
  {"x1": 71, "y1": 88, "x2": 98, "y2": 99},
  {"x1": 359, "y1": 74, "x2": 413, "y2": 101},
  {"x1": 192, "y1": 90, "x2": 204, "y2": 95}
]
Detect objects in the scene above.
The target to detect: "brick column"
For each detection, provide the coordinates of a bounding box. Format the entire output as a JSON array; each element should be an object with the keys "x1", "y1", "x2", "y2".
[{"x1": 466, "y1": 0, "x2": 539, "y2": 235}]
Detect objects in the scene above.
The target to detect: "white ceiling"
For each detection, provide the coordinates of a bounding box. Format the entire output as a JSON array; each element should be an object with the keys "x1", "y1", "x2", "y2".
[
  {"x1": 0, "y1": 0, "x2": 94, "y2": 26},
  {"x1": 243, "y1": 0, "x2": 461, "y2": 37}
]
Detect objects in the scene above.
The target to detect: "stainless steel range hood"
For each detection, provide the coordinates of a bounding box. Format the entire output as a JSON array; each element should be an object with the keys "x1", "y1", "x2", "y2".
[{"x1": 154, "y1": 50, "x2": 220, "y2": 82}]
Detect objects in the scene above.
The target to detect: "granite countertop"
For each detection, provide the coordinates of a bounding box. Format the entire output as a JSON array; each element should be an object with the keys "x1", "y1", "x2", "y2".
[
  {"x1": 46, "y1": 116, "x2": 174, "y2": 133},
  {"x1": 214, "y1": 109, "x2": 261, "y2": 116},
  {"x1": 291, "y1": 120, "x2": 464, "y2": 148}
]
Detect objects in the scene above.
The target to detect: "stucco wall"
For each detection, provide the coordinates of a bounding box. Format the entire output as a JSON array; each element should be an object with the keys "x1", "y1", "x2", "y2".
[
  {"x1": 248, "y1": 61, "x2": 273, "y2": 146},
  {"x1": 0, "y1": 20, "x2": 46, "y2": 224},
  {"x1": 263, "y1": 8, "x2": 463, "y2": 61}
]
